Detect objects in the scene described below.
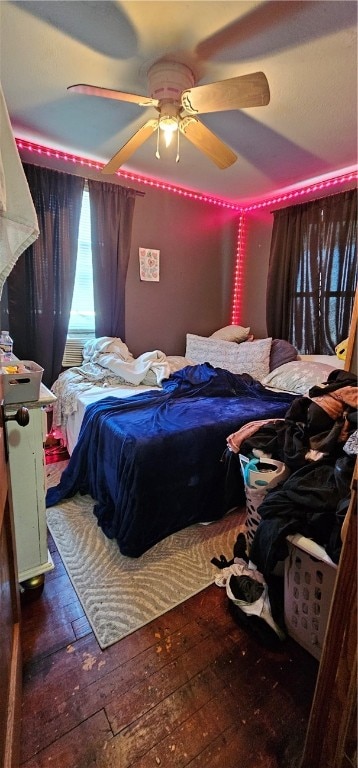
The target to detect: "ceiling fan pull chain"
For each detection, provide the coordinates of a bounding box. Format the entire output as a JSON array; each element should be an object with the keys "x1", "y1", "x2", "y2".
[
  {"x1": 176, "y1": 128, "x2": 180, "y2": 163},
  {"x1": 155, "y1": 125, "x2": 160, "y2": 159}
]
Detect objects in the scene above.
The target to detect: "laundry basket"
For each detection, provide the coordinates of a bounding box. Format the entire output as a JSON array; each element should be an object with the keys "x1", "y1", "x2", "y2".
[
  {"x1": 284, "y1": 535, "x2": 337, "y2": 660},
  {"x1": 244, "y1": 485, "x2": 267, "y2": 545},
  {"x1": 239, "y1": 455, "x2": 289, "y2": 546}
]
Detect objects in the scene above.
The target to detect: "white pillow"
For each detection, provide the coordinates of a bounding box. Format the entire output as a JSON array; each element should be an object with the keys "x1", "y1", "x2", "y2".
[
  {"x1": 261, "y1": 360, "x2": 338, "y2": 394},
  {"x1": 185, "y1": 334, "x2": 272, "y2": 380},
  {"x1": 210, "y1": 324, "x2": 250, "y2": 343}
]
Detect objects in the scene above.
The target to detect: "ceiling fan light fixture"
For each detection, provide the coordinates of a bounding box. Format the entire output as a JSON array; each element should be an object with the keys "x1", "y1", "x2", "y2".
[
  {"x1": 159, "y1": 115, "x2": 178, "y2": 147},
  {"x1": 73, "y1": 58, "x2": 269, "y2": 174}
]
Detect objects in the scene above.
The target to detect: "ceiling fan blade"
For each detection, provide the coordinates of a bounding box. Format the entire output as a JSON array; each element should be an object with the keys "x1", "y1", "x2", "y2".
[
  {"x1": 102, "y1": 119, "x2": 159, "y2": 174},
  {"x1": 181, "y1": 72, "x2": 270, "y2": 114},
  {"x1": 67, "y1": 83, "x2": 159, "y2": 108},
  {"x1": 179, "y1": 117, "x2": 237, "y2": 170}
]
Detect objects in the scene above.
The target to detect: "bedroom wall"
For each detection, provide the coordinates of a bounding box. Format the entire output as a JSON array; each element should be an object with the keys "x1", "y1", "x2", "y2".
[
  {"x1": 126, "y1": 186, "x2": 239, "y2": 356},
  {"x1": 12, "y1": 150, "x2": 239, "y2": 357},
  {"x1": 9, "y1": 150, "x2": 356, "y2": 355},
  {"x1": 239, "y1": 209, "x2": 272, "y2": 339}
]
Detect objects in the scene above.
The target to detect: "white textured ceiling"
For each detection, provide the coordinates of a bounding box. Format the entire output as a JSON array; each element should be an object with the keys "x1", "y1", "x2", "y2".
[{"x1": 1, "y1": 0, "x2": 357, "y2": 204}]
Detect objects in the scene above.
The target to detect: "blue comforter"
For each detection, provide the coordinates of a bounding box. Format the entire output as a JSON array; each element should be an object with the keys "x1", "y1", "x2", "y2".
[{"x1": 47, "y1": 364, "x2": 295, "y2": 557}]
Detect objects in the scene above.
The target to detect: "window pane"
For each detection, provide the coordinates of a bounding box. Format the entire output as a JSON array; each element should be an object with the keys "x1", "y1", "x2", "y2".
[{"x1": 68, "y1": 189, "x2": 95, "y2": 332}]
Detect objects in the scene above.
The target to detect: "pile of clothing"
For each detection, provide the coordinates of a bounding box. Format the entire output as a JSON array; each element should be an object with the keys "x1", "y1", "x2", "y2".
[
  {"x1": 228, "y1": 369, "x2": 357, "y2": 577},
  {"x1": 212, "y1": 532, "x2": 286, "y2": 647},
  {"x1": 215, "y1": 370, "x2": 357, "y2": 646}
]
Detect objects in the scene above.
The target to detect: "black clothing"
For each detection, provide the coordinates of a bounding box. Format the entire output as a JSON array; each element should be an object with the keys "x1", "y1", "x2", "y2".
[{"x1": 249, "y1": 456, "x2": 354, "y2": 577}]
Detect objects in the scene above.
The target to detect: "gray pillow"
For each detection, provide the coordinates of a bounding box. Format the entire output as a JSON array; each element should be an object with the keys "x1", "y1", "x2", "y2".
[{"x1": 270, "y1": 339, "x2": 298, "y2": 371}]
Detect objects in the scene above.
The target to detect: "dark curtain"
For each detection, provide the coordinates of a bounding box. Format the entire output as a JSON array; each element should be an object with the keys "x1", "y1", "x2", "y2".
[
  {"x1": 88, "y1": 179, "x2": 136, "y2": 339},
  {"x1": 6, "y1": 164, "x2": 84, "y2": 387},
  {"x1": 266, "y1": 188, "x2": 357, "y2": 353}
]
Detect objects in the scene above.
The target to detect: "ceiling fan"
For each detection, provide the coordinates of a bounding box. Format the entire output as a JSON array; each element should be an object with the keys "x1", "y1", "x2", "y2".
[{"x1": 67, "y1": 60, "x2": 270, "y2": 174}]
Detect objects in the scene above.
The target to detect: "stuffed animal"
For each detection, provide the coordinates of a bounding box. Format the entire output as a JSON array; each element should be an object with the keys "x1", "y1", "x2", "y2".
[{"x1": 335, "y1": 338, "x2": 348, "y2": 360}]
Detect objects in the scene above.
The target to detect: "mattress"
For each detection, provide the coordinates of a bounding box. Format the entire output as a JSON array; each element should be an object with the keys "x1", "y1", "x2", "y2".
[{"x1": 65, "y1": 382, "x2": 160, "y2": 454}]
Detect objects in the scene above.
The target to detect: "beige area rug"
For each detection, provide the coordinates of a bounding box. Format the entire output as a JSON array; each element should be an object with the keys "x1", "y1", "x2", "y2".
[{"x1": 46, "y1": 461, "x2": 245, "y2": 649}]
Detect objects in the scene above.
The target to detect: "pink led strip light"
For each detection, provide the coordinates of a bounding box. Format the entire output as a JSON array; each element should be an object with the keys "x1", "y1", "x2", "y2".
[
  {"x1": 231, "y1": 212, "x2": 246, "y2": 325},
  {"x1": 15, "y1": 139, "x2": 240, "y2": 211},
  {"x1": 15, "y1": 138, "x2": 357, "y2": 327},
  {"x1": 16, "y1": 137, "x2": 357, "y2": 211},
  {"x1": 243, "y1": 171, "x2": 358, "y2": 211}
]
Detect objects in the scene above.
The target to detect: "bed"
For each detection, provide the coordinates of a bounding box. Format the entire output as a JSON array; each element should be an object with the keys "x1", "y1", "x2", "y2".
[{"x1": 47, "y1": 331, "x2": 344, "y2": 557}]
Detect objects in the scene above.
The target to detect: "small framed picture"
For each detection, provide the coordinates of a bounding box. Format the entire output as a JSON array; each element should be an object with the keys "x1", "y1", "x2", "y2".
[{"x1": 139, "y1": 248, "x2": 160, "y2": 281}]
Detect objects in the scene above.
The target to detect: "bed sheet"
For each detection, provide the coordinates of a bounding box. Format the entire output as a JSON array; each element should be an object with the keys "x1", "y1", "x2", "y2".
[{"x1": 64, "y1": 382, "x2": 159, "y2": 455}]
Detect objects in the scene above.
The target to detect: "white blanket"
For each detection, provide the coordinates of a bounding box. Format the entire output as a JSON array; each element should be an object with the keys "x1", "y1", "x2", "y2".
[
  {"x1": 82, "y1": 336, "x2": 170, "y2": 386},
  {"x1": 83, "y1": 336, "x2": 170, "y2": 386},
  {"x1": 82, "y1": 336, "x2": 132, "y2": 361},
  {"x1": 51, "y1": 337, "x2": 171, "y2": 433}
]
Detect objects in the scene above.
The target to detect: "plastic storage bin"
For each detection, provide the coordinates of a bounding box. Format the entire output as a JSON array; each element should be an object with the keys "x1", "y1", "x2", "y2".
[
  {"x1": 0, "y1": 360, "x2": 43, "y2": 404},
  {"x1": 284, "y1": 534, "x2": 337, "y2": 660}
]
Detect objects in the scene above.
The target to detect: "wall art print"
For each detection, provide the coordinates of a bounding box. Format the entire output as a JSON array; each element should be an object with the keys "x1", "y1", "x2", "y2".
[{"x1": 139, "y1": 248, "x2": 160, "y2": 282}]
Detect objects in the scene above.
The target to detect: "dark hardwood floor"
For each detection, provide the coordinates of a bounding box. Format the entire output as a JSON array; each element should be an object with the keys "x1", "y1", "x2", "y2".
[{"x1": 19, "y1": 528, "x2": 318, "y2": 768}]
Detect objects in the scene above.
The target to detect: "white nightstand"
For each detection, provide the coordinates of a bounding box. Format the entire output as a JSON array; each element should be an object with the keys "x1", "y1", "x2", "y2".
[{"x1": 5, "y1": 383, "x2": 57, "y2": 587}]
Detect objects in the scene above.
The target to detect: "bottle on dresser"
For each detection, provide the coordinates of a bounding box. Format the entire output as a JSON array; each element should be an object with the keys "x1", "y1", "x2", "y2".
[{"x1": 0, "y1": 330, "x2": 13, "y2": 361}]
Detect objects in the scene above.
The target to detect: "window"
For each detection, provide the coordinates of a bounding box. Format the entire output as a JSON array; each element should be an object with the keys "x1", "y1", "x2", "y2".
[
  {"x1": 68, "y1": 187, "x2": 95, "y2": 333},
  {"x1": 267, "y1": 189, "x2": 357, "y2": 354},
  {"x1": 63, "y1": 188, "x2": 95, "y2": 366},
  {"x1": 289, "y1": 199, "x2": 357, "y2": 353}
]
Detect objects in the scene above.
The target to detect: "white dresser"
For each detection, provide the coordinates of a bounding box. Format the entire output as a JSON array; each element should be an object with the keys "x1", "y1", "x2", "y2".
[{"x1": 5, "y1": 383, "x2": 56, "y2": 586}]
